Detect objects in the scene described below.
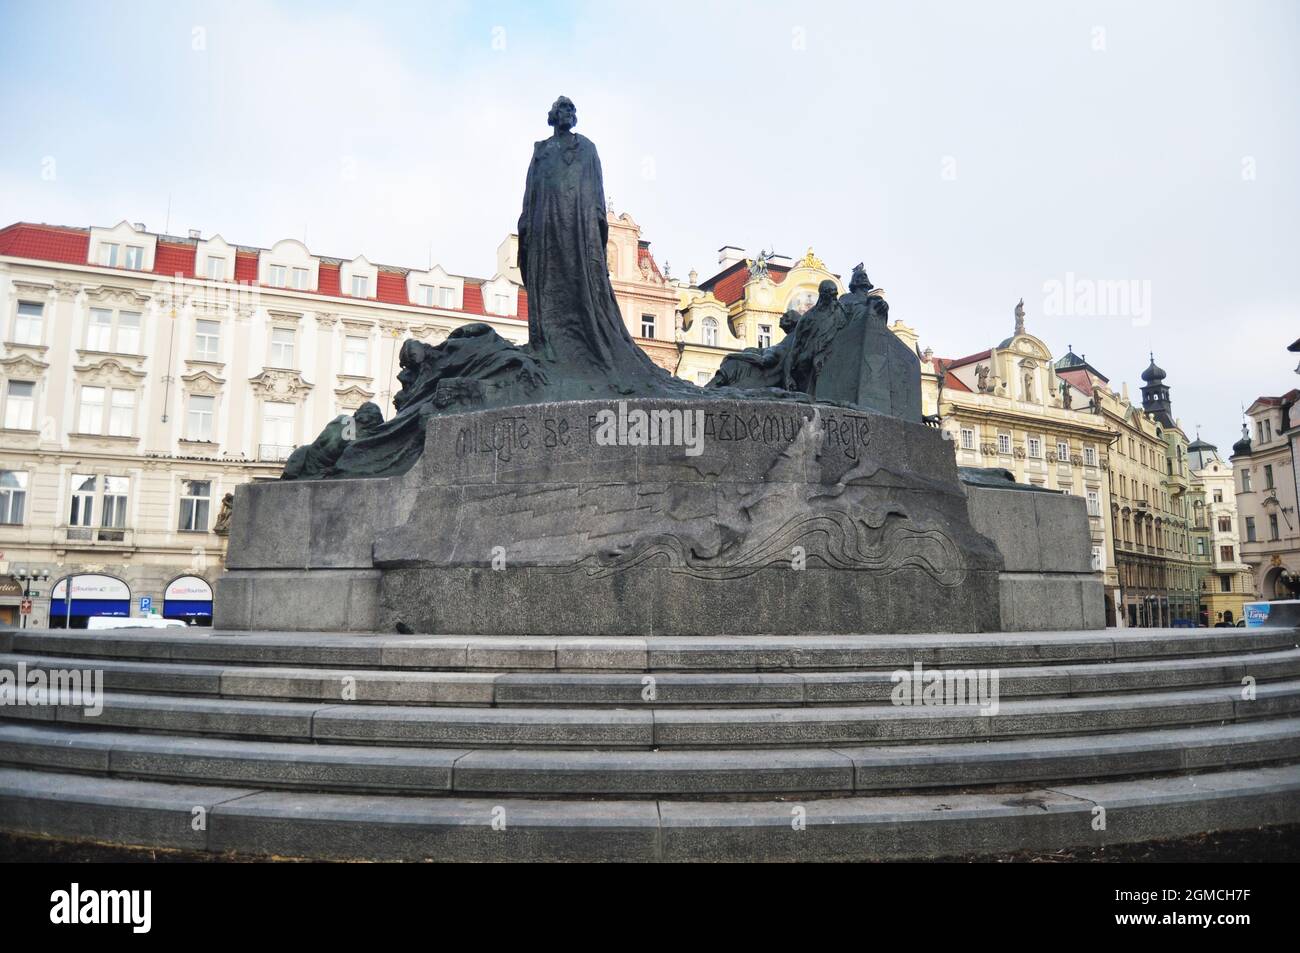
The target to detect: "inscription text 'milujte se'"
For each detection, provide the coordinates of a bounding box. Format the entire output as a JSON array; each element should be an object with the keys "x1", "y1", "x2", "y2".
[{"x1": 453, "y1": 407, "x2": 872, "y2": 462}]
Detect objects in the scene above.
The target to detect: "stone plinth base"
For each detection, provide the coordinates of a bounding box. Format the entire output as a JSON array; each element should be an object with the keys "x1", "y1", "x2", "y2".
[{"x1": 216, "y1": 399, "x2": 1100, "y2": 634}]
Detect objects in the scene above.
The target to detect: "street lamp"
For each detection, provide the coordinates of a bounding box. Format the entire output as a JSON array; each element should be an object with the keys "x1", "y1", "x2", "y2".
[{"x1": 11, "y1": 565, "x2": 50, "y2": 629}]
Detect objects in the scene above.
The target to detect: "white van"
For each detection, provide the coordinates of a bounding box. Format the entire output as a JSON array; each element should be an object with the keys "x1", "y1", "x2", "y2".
[{"x1": 86, "y1": 616, "x2": 189, "y2": 630}]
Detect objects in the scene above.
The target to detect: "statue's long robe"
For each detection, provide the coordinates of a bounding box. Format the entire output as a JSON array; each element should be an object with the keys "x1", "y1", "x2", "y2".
[{"x1": 518, "y1": 131, "x2": 678, "y2": 390}]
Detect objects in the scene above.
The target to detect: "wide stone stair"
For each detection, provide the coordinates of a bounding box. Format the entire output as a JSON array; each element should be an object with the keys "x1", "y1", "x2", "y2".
[{"x1": 1, "y1": 625, "x2": 1298, "y2": 861}]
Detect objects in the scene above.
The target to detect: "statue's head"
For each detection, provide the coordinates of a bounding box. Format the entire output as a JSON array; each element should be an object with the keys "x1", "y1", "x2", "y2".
[
  {"x1": 849, "y1": 263, "x2": 872, "y2": 293},
  {"x1": 779, "y1": 308, "x2": 800, "y2": 333},
  {"x1": 817, "y1": 279, "x2": 838, "y2": 303},
  {"x1": 353, "y1": 401, "x2": 383, "y2": 432},
  {"x1": 548, "y1": 96, "x2": 577, "y2": 131}
]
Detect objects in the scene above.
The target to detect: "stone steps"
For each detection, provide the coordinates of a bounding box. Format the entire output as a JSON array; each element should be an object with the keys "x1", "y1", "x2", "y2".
[
  {"x1": 4, "y1": 681, "x2": 1298, "y2": 748},
  {"x1": 5, "y1": 649, "x2": 1299, "y2": 707},
  {"x1": 3, "y1": 625, "x2": 1297, "y2": 860},
  {"x1": 6, "y1": 627, "x2": 1294, "y2": 672},
  {"x1": 1, "y1": 762, "x2": 1296, "y2": 861},
  {"x1": 2, "y1": 719, "x2": 1296, "y2": 797}
]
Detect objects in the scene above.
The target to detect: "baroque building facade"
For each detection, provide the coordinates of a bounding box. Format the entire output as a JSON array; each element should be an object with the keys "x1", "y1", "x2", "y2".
[
  {"x1": 1188, "y1": 436, "x2": 1256, "y2": 623},
  {"x1": 1231, "y1": 381, "x2": 1300, "y2": 602},
  {"x1": 0, "y1": 213, "x2": 691, "y2": 627},
  {"x1": 915, "y1": 311, "x2": 1114, "y2": 621}
]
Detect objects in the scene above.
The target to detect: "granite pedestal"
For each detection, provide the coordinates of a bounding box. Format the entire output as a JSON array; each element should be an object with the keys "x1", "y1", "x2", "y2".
[{"x1": 216, "y1": 398, "x2": 1100, "y2": 634}]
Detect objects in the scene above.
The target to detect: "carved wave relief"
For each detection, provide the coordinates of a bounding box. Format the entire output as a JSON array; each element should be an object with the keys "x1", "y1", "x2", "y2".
[{"x1": 548, "y1": 503, "x2": 967, "y2": 585}]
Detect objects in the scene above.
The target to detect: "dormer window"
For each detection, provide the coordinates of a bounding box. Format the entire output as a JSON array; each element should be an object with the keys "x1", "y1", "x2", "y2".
[
  {"x1": 291, "y1": 268, "x2": 309, "y2": 290},
  {"x1": 98, "y1": 241, "x2": 144, "y2": 269},
  {"x1": 99, "y1": 243, "x2": 120, "y2": 267},
  {"x1": 269, "y1": 265, "x2": 287, "y2": 288},
  {"x1": 351, "y1": 276, "x2": 370, "y2": 298},
  {"x1": 124, "y1": 245, "x2": 144, "y2": 269},
  {"x1": 206, "y1": 256, "x2": 225, "y2": 280}
]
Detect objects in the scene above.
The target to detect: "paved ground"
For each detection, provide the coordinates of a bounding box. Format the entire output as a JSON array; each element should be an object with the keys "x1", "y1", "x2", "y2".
[{"x1": 2, "y1": 825, "x2": 1297, "y2": 863}]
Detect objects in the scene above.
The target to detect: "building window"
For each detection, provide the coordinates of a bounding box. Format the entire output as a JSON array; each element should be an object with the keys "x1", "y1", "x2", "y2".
[
  {"x1": 1269, "y1": 514, "x2": 1280, "y2": 540},
  {"x1": 960, "y1": 428, "x2": 975, "y2": 450},
  {"x1": 1219, "y1": 574, "x2": 1232, "y2": 593},
  {"x1": 123, "y1": 245, "x2": 144, "y2": 270},
  {"x1": 101, "y1": 476, "x2": 129, "y2": 538},
  {"x1": 997, "y1": 432, "x2": 1011, "y2": 454},
  {"x1": 206, "y1": 256, "x2": 225, "y2": 280},
  {"x1": 3, "y1": 380, "x2": 35, "y2": 429},
  {"x1": 1217, "y1": 516, "x2": 1231, "y2": 532},
  {"x1": 98, "y1": 243, "x2": 120, "y2": 267},
  {"x1": 87, "y1": 308, "x2": 113, "y2": 350},
  {"x1": 87, "y1": 308, "x2": 141, "y2": 353},
  {"x1": 108, "y1": 389, "x2": 135, "y2": 436},
  {"x1": 260, "y1": 401, "x2": 296, "y2": 460},
  {"x1": 1196, "y1": 537, "x2": 1206, "y2": 556},
  {"x1": 13, "y1": 301, "x2": 44, "y2": 344},
  {"x1": 1241, "y1": 469, "x2": 1252, "y2": 492},
  {"x1": 291, "y1": 268, "x2": 309, "y2": 290},
  {"x1": 351, "y1": 275, "x2": 369, "y2": 297},
  {"x1": 269, "y1": 327, "x2": 296, "y2": 367},
  {"x1": 1086, "y1": 489, "x2": 1100, "y2": 516},
  {"x1": 0, "y1": 471, "x2": 27, "y2": 524},
  {"x1": 1245, "y1": 517, "x2": 1256, "y2": 542},
  {"x1": 1264, "y1": 464, "x2": 1274, "y2": 489},
  {"x1": 268, "y1": 265, "x2": 287, "y2": 288},
  {"x1": 1027, "y1": 436, "x2": 1042, "y2": 458},
  {"x1": 1056, "y1": 441, "x2": 1069, "y2": 462},
  {"x1": 343, "y1": 335, "x2": 369, "y2": 376},
  {"x1": 1220, "y1": 545, "x2": 1234, "y2": 562},
  {"x1": 78, "y1": 386, "x2": 105, "y2": 433},
  {"x1": 439, "y1": 287, "x2": 455, "y2": 308},
  {"x1": 641, "y1": 314, "x2": 656, "y2": 339},
  {"x1": 494, "y1": 293, "x2": 509, "y2": 313},
  {"x1": 757, "y1": 324, "x2": 772, "y2": 349},
  {"x1": 419, "y1": 285, "x2": 434, "y2": 306},
  {"x1": 186, "y1": 394, "x2": 215, "y2": 441},
  {"x1": 67, "y1": 475, "x2": 129, "y2": 541},
  {"x1": 1213, "y1": 489, "x2": 1223, "y2": 503},
  {"x1": 702, "y1": 317, "x2": 718, "y2": 347},
  {"x1": 178, "y1": 480, "x2": 212, "y2": 532},
  {"x1": 68, "y1": 474, "x2": 96, "y2": 533},
  {"x1": 194, "y1": 319, "x2": 220, "y2": 361},
  {"x1": 1083, "y1": 446, "x2": 1097, "y2": 467}
]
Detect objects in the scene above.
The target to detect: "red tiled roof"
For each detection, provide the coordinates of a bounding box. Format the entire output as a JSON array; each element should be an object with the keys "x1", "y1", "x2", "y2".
[
  {"x1": 153, "y1": 241, "x2": 195, "y2": 278},
  {"x1": 0, "y1": 221, "x2": 530, "y2": 323},
  {"x1": 462, "y1": 282, "x2": 484, "y2": 315},
  {"x1": 234, "y1": 250, "x2": 259, "y2": 284},
  {"x1": 932, "y1": 358, "x2": 972, "y2": 392},
  {"x1": 376, "y1": 271, "x2": 407, "y2": 305},
  {"x1": 0, "y1": 222, "x2": 89, "y2": 264},
  {"x1": 704, "y1": 261, "x2": 792, "y2": 306},
  {"x1": 1057, "y1": 367, "x2": 1096, "y2": 397},
  {"x1": 317, "y1": 263, "x2": 341, "y2": 297},
  {"x1": 637, "y1": 244, "x2": 663, "y2": 280},
  {"x1": 944, "y1": 348, "x2": 992, "y2": 370}
]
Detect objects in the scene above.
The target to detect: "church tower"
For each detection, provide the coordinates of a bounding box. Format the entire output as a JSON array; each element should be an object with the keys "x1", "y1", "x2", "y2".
[{"x1": 1140, "y1": 352, "x2": 1175, "y2": 426}]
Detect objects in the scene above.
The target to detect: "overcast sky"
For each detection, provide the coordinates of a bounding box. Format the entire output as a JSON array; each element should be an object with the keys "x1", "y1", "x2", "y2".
[{"x1": 1, "y1": 0, "x2": 1296, "y2": 448}]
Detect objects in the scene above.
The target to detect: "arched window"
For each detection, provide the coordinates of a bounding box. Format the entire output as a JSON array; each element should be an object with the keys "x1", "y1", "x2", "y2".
[{"x1": 702, "y1": 317, "x2": 718, "y2": 347}]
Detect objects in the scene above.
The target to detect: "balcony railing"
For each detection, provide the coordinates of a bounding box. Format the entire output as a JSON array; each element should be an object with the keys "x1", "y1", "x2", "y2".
[
  {"x1": 258, "y1": 444, "x2": 295, "y2": 462},
  {"x1": 64, "y1": 525, "x2": 132, "y2": 545}
]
